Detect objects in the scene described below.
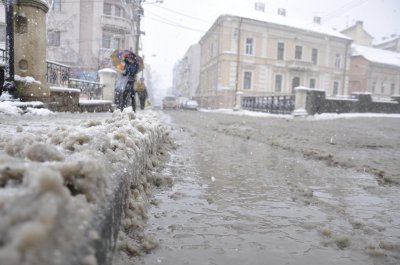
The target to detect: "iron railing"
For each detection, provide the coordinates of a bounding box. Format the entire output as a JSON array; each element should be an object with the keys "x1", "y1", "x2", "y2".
[
  {"x1": 0, "y1": 49, "x2": 5, "y2": 62},
  {"x1": 46, "y1": 60, "x2": 70, "y2": 87},
  {"x1": 242, "y1": 95, "x2": 295, "y2": 114},
  {"x1": 69, "y1": 78, "x2": 104, "y2": 100}
]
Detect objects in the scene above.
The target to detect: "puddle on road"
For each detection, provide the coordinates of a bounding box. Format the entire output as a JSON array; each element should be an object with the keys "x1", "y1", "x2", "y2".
[{"x1": 133, "y1": 120, "x2": 400, "y2": 265}]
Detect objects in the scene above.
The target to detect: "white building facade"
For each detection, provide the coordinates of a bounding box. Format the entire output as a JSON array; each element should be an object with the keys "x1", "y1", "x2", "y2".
[
  {"x1": 172, "y1": 44, "x2": 201, "y2": 99},
  {"x1": 197, "y1": 13, "x2": 352, "y2": 109},
  {"x1": 45, "y1": 0, "x2": 138, "y2": 80}
]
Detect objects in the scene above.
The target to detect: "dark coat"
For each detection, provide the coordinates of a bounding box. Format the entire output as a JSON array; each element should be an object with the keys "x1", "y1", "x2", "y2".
[
  {"x1": 138, "y1": 88, "x2": 148, "y2": 99},
  {"x1": 123, "y1": 54, "x2": 139, "y2": 82}
]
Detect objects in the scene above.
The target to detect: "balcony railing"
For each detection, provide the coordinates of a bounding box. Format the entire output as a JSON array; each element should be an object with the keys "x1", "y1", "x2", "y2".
[
  {"x1": 101, "y1": 15, "x2": 132, "y2": 33},
  {"x1": 287, "y1": 60, "x2": 313, "y2": 71}
]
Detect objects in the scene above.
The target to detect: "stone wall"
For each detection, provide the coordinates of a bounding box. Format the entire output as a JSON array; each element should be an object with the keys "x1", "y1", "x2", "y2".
[
  {"x1": 79, "y1": 101, "x2": 115, "y2": 113},
  {"x1": 197, "y1": 89, "x2": 236, "y2": 109},
  {"x1": 295, "y1": 87, "x2": 400, "y2": 115},
  {"x1": 47, "y1": 88, "x2": 115, "y2": 113},
  {"x1": 47, "y1": 87, "x2": 81, "y2": 112}
]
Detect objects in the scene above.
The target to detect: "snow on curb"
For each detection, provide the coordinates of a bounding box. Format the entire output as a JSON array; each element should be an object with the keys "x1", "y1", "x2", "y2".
[{"x1": 0, "y1": 109, "x2": 172, "y2": 265}]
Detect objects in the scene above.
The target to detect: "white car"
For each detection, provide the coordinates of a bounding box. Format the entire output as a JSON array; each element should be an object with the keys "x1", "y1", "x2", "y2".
[{"x1": 184, "y1": 100, "x2": 199, "y2": 110}]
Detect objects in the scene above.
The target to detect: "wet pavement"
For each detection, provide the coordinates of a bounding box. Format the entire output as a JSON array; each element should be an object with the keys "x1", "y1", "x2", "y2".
[{"x1": 135, "y1": 110, "x2": 400, "y2": 265}]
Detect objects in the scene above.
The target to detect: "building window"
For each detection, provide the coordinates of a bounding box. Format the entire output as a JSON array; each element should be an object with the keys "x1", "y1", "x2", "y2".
[
  {"x1": 390, "y1": 83, "x2": 395, "y2": 95},
  {"x1": 112, "y1": 37, "x2": 125, "y2": 49},
  {"x1": 115, "y1": 6, "x2": 122, "y2": 17},
  {"x1": 312, "y1": 48, "x2": 318, "y2": 65},
  {"x1": 292, "y1": 77, "x2": 300, "y2": 93},
  {"x1": 335, "y1": 53, "x2": 341, "y2": 68},
  {"x1": 309, "y1": 78, "x2": 316, "y2": 88},
  {"x1": 245, "y1": 37, "x2": 253, "y2": 55},
  {"x1": 333, "y1": 81, "x2": 339, "y2": 95},
  {"x1": 381, "y1": 82, "x2": 385, "y2": 94},
  {"x1": 53, "y1": 0, "x2": 61, "y2": 11},
  {"x1": 295, "y1": 45, "x2": 302, "y2": 60},
  {"x1": 243, "y1": 71, "x2": 252, "y2": 89},
  {"x1": 114, "y1": 37, "x2": 122, "y2": 49},
  {"x1": 211, "y1": 42, "x2": 218, "y2": 58},
  {"x1": 372, "y1": 81, "x2": 376, "y2": 93},
  {"x1": 104, "y1": 3, "x2": 112, "y2": 15},
  {"x1": 275, "y1": 74, "x2": 282, "y2": 92},
  {"x1": 277, "y1": 42, "x2": 284, "y2": 60},
  {"x1": 47, "y1": 31, "x2": 61, "y2": 46},
  {"x1": 102, "y1": 34, "x2": 111, "y2": 48}
]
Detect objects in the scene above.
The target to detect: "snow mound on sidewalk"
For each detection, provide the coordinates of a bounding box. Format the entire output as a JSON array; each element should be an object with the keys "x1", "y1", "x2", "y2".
[{"x1": 0, "y1": 109, "x2": 171, "y2": 265}]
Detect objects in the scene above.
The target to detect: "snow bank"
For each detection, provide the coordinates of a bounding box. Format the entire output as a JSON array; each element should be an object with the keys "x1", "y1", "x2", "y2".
[
  {"x1": 0, "y1": 107, "x2": 172, "y2": 265},
  {"x1": 201, "y1": 108, "x2": 400, "y2": 120}
]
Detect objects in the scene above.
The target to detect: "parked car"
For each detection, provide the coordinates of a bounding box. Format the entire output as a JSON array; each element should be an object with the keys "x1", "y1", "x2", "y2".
[
  {"x1": 162, "y1": 96, "x2": 179, "y2": 109},
  {"x1": 184, "y1": 99, "x2": 199, "y2": 110},
  {"x1": 177, "y1": 97, "x2": 189, "y2": 109}
]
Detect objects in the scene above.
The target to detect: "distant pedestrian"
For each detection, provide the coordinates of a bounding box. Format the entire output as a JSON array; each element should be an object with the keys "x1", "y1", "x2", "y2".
[
  {"x1": 119, "y1": 52, "x2": 139, "y2": 112},
  {"x1": 136, "y1": 78, "x2": 148, "y2": 110}
]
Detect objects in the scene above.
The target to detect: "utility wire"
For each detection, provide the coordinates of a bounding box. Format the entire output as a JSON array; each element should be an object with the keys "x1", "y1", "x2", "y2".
[
  {"x1": 144, "y1": 15, "x2": 207, "y2": 33},
  {"x1": 143, "y1": 9, "x2": 208, "y2": 32},
  {"x1": 144, "y1": 9, "x2": 187, "y2": 26},
  {"x1": 149, "y1": 4, "x2": 212, "y2": 24}
]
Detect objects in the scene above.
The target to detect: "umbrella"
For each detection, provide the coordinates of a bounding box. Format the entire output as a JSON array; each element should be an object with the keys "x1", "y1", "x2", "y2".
[{"x1": 110, "y1": 49, "x2": 144, "y2": 72}]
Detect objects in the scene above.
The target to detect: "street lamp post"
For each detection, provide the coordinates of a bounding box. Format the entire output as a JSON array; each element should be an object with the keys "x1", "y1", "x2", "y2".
[
  {"x1": 3, "y1": 0, "x2": 17, "y2": 99},
  {"x1": 134, "y1": 0, "x2": 144, "y2": 54},
  {"x1": 134, "y1": 0, "x2": 163, "y2": 54}
]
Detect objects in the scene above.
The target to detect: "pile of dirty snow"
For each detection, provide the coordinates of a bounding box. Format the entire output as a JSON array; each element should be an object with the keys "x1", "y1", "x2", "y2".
[{"x1": 0, "y1": 106, "x2": 173, "y2": 265}]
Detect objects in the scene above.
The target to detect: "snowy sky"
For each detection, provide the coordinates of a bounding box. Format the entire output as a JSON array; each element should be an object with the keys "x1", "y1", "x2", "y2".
[{"x1": 141, "y1": 0, "x2": 400, "y2": 92}]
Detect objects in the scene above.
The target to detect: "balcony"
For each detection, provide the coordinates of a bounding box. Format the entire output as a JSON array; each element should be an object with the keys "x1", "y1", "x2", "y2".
[
  {"x1": 287, "y1": 60, "x2": 313, "y2": 72},
  {"x1": 101, "y1": 15, "x2": 132, "y2": 33}
]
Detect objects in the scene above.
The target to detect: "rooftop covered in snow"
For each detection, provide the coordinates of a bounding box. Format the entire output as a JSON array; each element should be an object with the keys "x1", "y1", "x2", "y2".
[
  {"x1": 214, "y1": 10, "x2": 351, "y2": 41},
  {"x1": 351, "y1": 44, "x2": 400, "y2": 68}
]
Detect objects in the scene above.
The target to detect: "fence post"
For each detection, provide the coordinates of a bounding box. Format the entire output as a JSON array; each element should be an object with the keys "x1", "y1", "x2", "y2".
[
  {"x1": 98, "y1": 68, "x2": 117, "y2": 103},
  {"x1": 293, "y1": 86, "x2": 309, "y2": 116},
  {"x1": 234, "y1": 91, "x2": 243, "y2": 110}
]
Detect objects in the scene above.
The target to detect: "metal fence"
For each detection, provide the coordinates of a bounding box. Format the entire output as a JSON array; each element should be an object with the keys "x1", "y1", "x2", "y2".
[
  {"x1": 0, "y1": 49, "x2": 5, "y2": 62},
  {"x1": 242, "y1": 95, "x2": 295, "y2": 114},
  {"x1": 46, "y1": 60, "x2": 70, "y2": 87},
  {"x1": 69, "y1": 78, "x2": 104, "y2": 100}
]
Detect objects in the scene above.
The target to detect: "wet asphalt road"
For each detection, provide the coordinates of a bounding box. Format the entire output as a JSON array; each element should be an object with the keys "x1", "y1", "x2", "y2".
[{"x1": 137, "y1": 110, "x2": 400, "y2": 265}]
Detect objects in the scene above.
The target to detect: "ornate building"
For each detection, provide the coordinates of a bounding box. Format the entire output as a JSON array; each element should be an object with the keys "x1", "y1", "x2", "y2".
[
  {"x1": 45, "y1": 0, "x2": 138, "y2": 80},
  {"x1": 197, "y1": 10, "x2": 352, "y2": 109}
]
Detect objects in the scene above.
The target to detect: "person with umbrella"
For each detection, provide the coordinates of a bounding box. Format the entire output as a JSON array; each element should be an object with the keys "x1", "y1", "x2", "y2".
[{"x1": 120, "y1": 52, "x2": 139, "y2": 111}]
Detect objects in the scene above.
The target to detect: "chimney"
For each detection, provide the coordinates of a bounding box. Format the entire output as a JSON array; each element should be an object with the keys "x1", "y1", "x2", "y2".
[
  {"x1": 278, "y1": 8, "x2": 286, "y2": 16},
  {"x1": 356, "y1": 20, "x2": 363, "y2": 27},
  {"x1": 254, "y1": 2, "x2": 265, "y2": 12},
  {"x1": 313, "y1": 16, "x2": 321, "y2": 24}
]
